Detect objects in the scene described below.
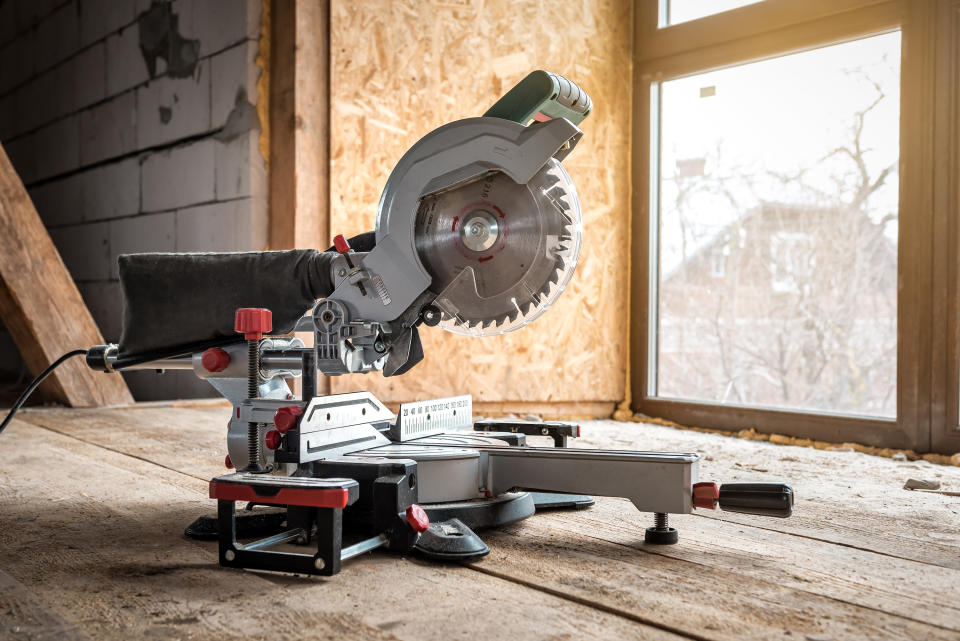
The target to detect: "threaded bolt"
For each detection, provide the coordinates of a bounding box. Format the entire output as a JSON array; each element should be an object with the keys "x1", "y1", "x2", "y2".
[
  {"x1": 654, "y1": 512, "x2": 668, "y2": 530},
  {"x1": 245, "y1": 339, "x2": 263, "y2": 473}
]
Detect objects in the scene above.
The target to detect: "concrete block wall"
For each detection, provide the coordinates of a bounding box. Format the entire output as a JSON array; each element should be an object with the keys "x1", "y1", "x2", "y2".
[{"x1": 0, "y1": 0, "x2": 267, "y2": 400}]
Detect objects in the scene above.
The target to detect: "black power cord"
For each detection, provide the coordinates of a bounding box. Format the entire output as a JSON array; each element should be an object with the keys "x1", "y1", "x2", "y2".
[{"x1": 0, "y1": 349, "x2": 88, "y2": 435}]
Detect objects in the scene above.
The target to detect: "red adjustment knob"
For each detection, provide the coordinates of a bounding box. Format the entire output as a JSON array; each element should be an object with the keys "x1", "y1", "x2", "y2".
[
  {"x1": 201, "y1": 347, "x2": 231, "y2": 372},
  {"x1": 224, "y1": 454, "x2": 234, "y2": 469},
  {"x1": 273, "y1": 405, "x2": 304, "y2": 433},
  {"x1": 405, "y1": 504, "x2": 430, "y2": 532},
  {"x1": 693, "y1": 481, "x2": 719, "y2": 509},
  {"x1": 264, "y1": 429, "x2": 282, "y2": 450},
  {"x1": 234, "y1": 308, "x2": 272, "y2": 340},
  {"x1": 333, "y1": 234, "x2": 351, "y2": 254}
]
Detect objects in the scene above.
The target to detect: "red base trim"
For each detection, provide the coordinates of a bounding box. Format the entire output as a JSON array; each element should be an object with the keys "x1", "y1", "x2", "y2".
[{"x1": 209, "y1": 482, "x2": 350, "y2": 509}]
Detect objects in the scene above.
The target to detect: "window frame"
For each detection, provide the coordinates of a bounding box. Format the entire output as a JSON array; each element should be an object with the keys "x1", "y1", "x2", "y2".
[{"x1": 630, "y1": 0, "x2": 959, "y2": 452}]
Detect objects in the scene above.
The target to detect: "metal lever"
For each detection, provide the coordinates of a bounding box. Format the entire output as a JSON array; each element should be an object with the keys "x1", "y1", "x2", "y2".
[
  {"x1": 718, "y1": 482, "x2": 794, "y2": 518},
  {"x1": 333, "y1": 234, "x2": 367, "y2": 297}
]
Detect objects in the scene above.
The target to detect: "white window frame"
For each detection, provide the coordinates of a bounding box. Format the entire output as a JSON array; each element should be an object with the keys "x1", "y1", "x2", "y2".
[{"x1": 629, "y1": 0, "x2": 960, "y2": 453}]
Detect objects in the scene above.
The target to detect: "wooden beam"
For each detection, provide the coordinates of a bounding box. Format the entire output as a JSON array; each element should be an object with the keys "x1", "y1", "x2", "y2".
[
  {"x1": 269, "y1": 0, "x2": 331, "y2": 396},
  {"x1": 267, "y1": 0, "x2": 295, "y2": 250},
  {"x1": 268, "y1": 0, "x2": 330, "y2": 251},
  {"x1": 0, "y1": 143, "x2": 133, "y2": 408}
]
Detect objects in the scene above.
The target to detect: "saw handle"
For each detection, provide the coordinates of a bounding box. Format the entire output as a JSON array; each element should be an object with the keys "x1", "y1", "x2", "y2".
[
  {"x1": 718, "y1": 482, "x2": 794, "y2": 518},
  {"x1": 484, "y1": 70, "x2": 592, "y2": 126}
]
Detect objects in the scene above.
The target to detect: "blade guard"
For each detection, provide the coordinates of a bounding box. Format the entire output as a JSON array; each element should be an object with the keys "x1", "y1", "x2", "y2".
[{"x1": 324, "y1": 117, "x2": 583, "y2": 327}]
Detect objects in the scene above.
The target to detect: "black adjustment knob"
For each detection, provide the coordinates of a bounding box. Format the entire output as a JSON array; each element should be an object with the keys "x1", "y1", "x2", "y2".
[{"x1": 719, "y1": 482, "x2": 794, "y2": 518}]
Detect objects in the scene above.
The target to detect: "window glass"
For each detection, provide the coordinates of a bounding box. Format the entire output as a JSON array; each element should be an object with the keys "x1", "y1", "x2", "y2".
[
  {"x1": 662, "y1": 0, "x2": 765, "y2": 26},
  {"x1": 653, "y1": 31, "x2": 901, "y2": 417}
]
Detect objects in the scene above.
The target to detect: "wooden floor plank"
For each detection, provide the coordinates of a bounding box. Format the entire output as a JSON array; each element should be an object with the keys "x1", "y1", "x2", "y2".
[
  {"x1": 11, "y1": 406, "x2": 960, "y2": 639},
  {"x1": 476, "y1": 523, "x2": 959, "y2": 641},
  {"x1": 575, "y1": 419, "x2": 960, "y2": 567},
  {"x1": 0, "y1": 570, "x2": 91, "y2": 641},
  {"x1": 528, "y1": 497, "x2": 960, "y2": 632},
  {"x1": 21, "y1": 408, "x2": 960, "y2": 569},
  {"x1": 0, "y1": 418, "x2": 682, "y2": 641}
]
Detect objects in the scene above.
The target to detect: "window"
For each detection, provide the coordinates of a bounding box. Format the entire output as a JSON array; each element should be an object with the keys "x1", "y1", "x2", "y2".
[
  {"x1": 655, "y1": 33, "x2": 900, "y2": 417},
  {"x1": 660, "y1": 0, "x2": 765, "y2": 27},
  {"x1": 632, "y1": 0, "x2": 959, "y2": 452}
]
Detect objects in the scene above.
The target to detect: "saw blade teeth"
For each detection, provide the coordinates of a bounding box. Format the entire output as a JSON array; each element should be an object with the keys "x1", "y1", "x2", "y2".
[
  {"x1": 415, "y1": 158, "x2": 580, "y2": 335},
  {"x1": 547, "y1": 192, "x2": 570, "y2": 209},
  {"x1": 544, "y1": 173, "x2": 562, "y2": 186}
]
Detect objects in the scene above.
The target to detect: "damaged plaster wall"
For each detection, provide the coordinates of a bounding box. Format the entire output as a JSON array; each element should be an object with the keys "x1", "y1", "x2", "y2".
[{"x1": 0, "y1": 0, "x2": 267, "y2": 400}]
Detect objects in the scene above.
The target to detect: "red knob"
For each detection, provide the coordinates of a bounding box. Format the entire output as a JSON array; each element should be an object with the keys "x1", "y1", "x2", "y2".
[
  {"x1": 234, "y1": 308, "x2": 272, "y2": 340},
  {"x1": 224, "y1": 454, "x2": 234, "y2": 469},
  {"x1": 405, "y1": 504, "x2": 430, "y2": 532},
  {"x1": 273, "y1": 405, "x2": 304, "y2": 433},
  {"x1": 693, "y1": 481, "x2": 719, "y2": 509},
  {"x1": 201, "y1": 347, "x2": 231, "y2": 372},
  {"x1": 333, "y1": 234, "x2": 351, "y2": 254},
  {"x1": 264, "y1": 429, "x2": 282, "y2": 450}
]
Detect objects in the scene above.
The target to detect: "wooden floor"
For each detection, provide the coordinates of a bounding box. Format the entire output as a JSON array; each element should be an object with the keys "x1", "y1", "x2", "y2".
[{"x1": 2, "y1": 404, "x2": 959, "y2": 640}]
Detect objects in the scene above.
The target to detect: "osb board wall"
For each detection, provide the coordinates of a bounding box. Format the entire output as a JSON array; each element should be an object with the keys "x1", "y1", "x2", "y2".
[{"x1": 328, "y1": 0, "x2": 632, "y2": 404}]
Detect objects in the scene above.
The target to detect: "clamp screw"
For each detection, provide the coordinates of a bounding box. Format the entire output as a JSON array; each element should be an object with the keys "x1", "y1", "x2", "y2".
[
  {"x1": 234, "y1": 308, "x2": 272, "y2": 340},
  {"x1": 235, "y1": 307, "x2": 272, "y2": 473}
]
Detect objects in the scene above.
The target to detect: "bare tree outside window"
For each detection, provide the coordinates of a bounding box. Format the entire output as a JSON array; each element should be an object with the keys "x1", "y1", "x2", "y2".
[{"x1": 654, "y1": 32, "x2": 901, "y2": 417}]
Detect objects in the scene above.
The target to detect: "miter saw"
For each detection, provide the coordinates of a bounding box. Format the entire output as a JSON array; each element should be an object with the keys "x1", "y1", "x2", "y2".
[{"x1": 77, "y1": 71, "x2": 794, "y2": 576}]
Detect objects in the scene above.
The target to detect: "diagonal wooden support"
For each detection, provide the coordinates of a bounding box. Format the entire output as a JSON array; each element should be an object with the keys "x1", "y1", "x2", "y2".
[{"x1": 0, "y1": 143, "x2": 133, "y2": 407}]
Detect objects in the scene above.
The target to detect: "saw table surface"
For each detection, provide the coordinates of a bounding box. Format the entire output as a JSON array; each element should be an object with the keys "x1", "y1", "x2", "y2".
[{"x1": 2, "y1": 403, "x2": 960, "y2": 641}]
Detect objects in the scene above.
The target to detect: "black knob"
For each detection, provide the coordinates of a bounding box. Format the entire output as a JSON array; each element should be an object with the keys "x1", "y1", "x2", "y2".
[{"x1": 719, "y1": 482, "x2": 794, "y2": 518}]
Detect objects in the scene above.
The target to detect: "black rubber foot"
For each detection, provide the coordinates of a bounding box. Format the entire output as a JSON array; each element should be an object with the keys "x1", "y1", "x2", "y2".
[
  {"x1": 644, "y1": 526, "x2": 679, "y2": 545},
  {"x1": 414, "y1": 518, "x2": 490, "y2": 561}
]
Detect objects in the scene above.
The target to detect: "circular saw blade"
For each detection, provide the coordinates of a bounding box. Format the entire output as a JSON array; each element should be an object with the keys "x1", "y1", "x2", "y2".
[{"x1": 414, "y1": 158, "x2": 582, "y2": 335}]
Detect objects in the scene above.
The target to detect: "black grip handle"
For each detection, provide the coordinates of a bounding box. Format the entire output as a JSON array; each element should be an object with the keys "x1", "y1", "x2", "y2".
[{"x1": 719, "y1": 482, "x2": 794, "y2": 518}]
